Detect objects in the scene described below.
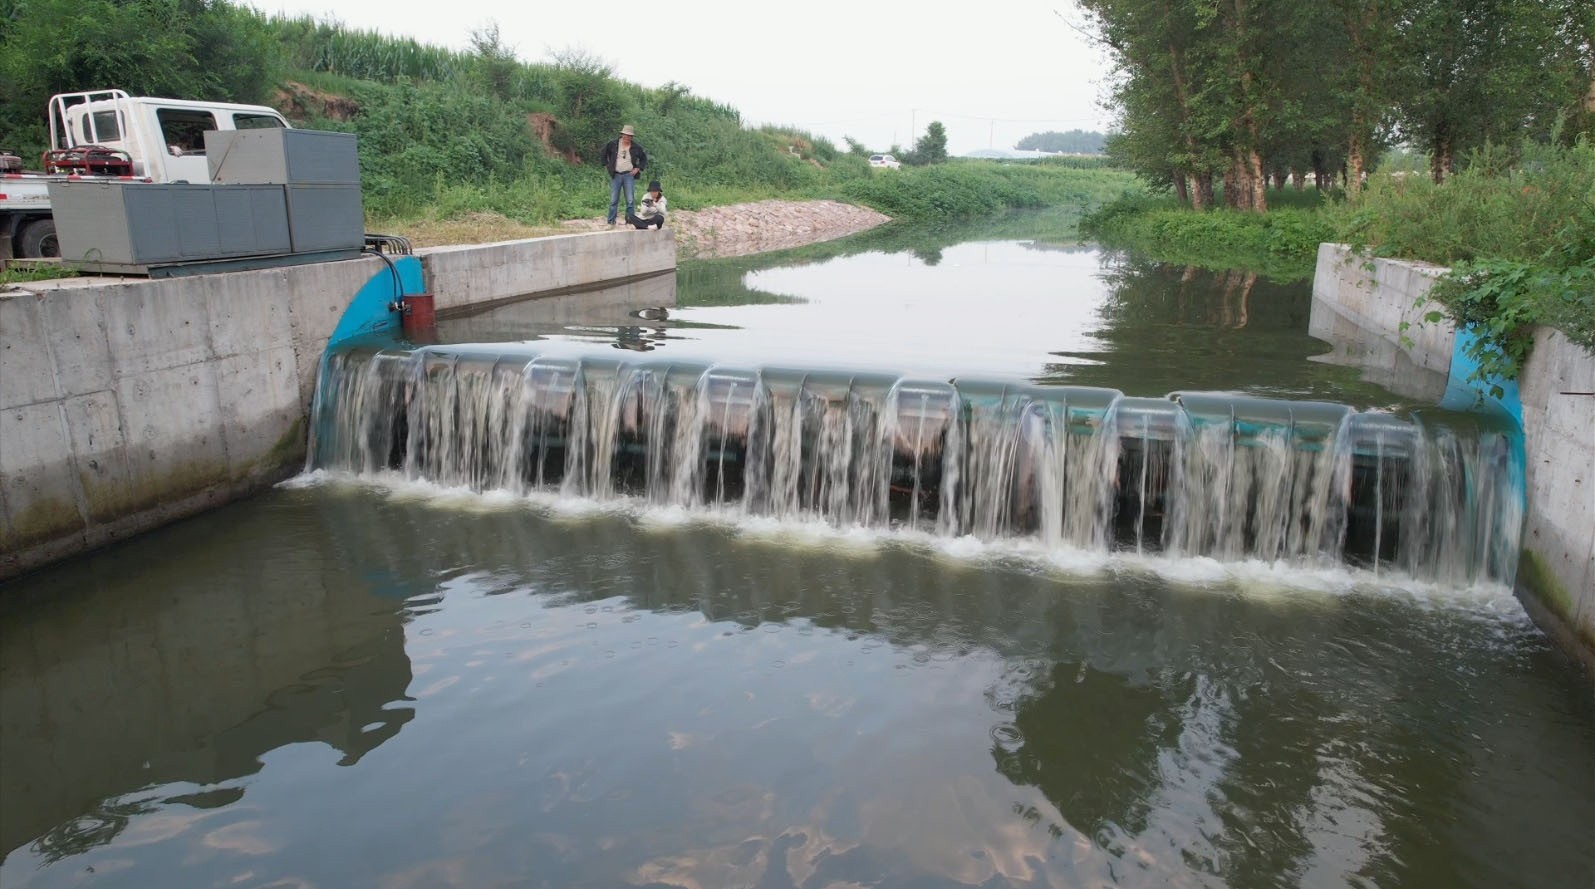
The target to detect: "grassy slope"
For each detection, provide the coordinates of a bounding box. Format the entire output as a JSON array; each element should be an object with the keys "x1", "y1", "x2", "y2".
[{"x1": 264, "y1": 46, "x2": 1135, "y2": 244}]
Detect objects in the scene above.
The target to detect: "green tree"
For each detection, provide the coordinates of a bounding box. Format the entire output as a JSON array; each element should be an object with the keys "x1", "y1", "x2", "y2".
[
  {"x1": 1016, "y1": 130, "x2": 1107, "y2": 153},
  {"x1": 1082, "y1": 0, "x2": 1225, "y2": 208},
  {"x1": 469, "y1": 21, "x2": 519, "y2": 102},
  {"x1": 912, "y1": 120, "x2": 949, "y2": 165},
  {"x1": 547, "y1": 46, "x2": 625, "y2": 164},
  {"x1": 1396, "y1": 0, "x2": 1593, "y2": 182},
  {"x1": 0, "y1": 0, "x2": 275, "y2": 154}
]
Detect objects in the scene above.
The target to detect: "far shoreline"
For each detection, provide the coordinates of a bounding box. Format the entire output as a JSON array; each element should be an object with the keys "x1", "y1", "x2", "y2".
[{"x1": 379, "y1": 199, "x2": 892, "y2": 262}]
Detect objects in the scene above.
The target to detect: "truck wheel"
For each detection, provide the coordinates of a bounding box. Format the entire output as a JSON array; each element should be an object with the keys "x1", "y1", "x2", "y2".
[{"x1": 18, "y1": 219, "x2": 59, "y2": 259}]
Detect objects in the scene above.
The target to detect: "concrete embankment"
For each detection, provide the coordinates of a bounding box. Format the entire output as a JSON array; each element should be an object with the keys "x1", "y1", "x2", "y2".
[
  {"x1": 0, "y1": 228, "x2": 675, "y2": 580},
  {"x1": 1313, "y1": 243, "x2": 1595, "y2": 665}
]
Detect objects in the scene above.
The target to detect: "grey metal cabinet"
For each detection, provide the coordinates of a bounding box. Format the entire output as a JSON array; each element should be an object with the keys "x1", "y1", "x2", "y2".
[
  {"x1": 285, "y1": 184, "x2": 365, "y2": 253},
  {"x1": 48, "y1": 181, "x2": 292, "y2": 265},
  {"x1": 204, "y1": 129, "x2": 360, "y2": 185}
]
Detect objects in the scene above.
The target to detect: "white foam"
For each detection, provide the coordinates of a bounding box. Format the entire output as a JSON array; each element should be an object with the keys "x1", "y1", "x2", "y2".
[
  {"x1": 735, "y1": 514, "x2": 889, "y2": 553},
  {"x1": 278, "y1": 476, "x2": 1525, "y2": 615},
  {"x1": 275, "y1": 468, "x2": 332, "y2": 489}
]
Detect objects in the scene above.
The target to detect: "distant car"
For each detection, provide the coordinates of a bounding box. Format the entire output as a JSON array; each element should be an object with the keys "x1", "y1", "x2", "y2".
[{"x1": 868, "y1": 154, "x2": 901, "y2": 170}]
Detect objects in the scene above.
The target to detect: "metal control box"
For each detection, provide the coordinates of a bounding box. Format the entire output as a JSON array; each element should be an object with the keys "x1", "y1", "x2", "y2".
[
  {"x1": 285, "y1": 184, "x2": 364, "y2": 253},
  {"x1": 204, "y1": 129, "x2": 360, "y2": 185},
  {"x1": 48, "y1": 181, "x2": 290, "y2": 265}
]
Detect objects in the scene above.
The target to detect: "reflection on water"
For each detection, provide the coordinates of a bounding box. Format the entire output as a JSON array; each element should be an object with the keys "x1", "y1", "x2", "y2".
[
  {"x1": 2, "y1": 218, "x2": 1590, "y2": 888},
  {"x1": 1039, "y1": 256, "x2": 1395, "y2": 401},
  {"x1": 1307, "y1": 293, "x2": 1451, "y2": 402},
  {"x1": 449, "y1": 236, "x2": 1414, "y2": 408},
  {"x1": 2, "y1": 486, "x2": 1591, "y2": 889},
  {"x1": 0, "y1": 495, "x2": 414, "y2": 862}
]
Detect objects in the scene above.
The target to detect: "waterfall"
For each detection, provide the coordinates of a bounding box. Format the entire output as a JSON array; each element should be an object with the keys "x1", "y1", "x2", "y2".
[{"x1": 309, "y1": 343, "x2": 1525, "y2": 585}]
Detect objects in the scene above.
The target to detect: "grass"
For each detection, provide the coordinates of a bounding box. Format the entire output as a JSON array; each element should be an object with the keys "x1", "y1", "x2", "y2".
[
  {"x1": 1, "y1": 262, "x2": 82, "y2": 286},
  {"x1": 1081, "y1": 192, "x2": 1336, "y2": 281},
  {"x1": 366, "y1": 161, "x2": 1140, "y2": 247},
  {"x1": 1334, "y1": 138, "x2": 1595, "y2": 388},
  {"x1": 371, "y1": 212, "x2": 567, "y2": 248}
]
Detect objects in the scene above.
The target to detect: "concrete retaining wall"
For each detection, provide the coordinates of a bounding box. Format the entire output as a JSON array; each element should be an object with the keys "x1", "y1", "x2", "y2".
[
  {"x1": 1516, "y1": 327, "x2": 1595, "y2": 659},
  {"x1": 1311, "y1": 243, "x2": 1455, "y2": 373},
  {"x1": 418, "y1": 229, "x2": 676, "y2": 317},
  {"x1": 1, "y1": 228, "x2": 674, "y2": 581},
  {"x1": 1313, "y1": 243, "x2": 1595, "y2": 663}
]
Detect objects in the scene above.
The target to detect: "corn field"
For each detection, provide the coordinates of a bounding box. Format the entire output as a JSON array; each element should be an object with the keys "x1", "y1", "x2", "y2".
[{"x1": 268, "y1": 16, "x2": 472, "y2": 84}]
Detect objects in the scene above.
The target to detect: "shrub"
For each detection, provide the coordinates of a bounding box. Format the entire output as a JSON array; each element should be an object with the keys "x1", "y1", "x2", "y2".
[
  {"x1": 1336, "y1": 137, "x2": 1595, "y2": 381},
  {"x1": 1079, "y1": 195, "x2": 1334, "y2": 280}
]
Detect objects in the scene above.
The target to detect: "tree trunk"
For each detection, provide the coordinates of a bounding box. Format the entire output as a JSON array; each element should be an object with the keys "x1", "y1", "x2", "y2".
[
  {"x1": 1235, "y1": 271, "x2": 1255, "y2": 328},
  {"x1": 1343, "y1": 2, "x2": 1381, "y2": 199},
  {"x1": 1346, "y1": 124, "x2": 1366, "y2": 197},
  {"x1": 1224, "y1": 0, "x2": 1267, "y2": 212},
  {"x1": 1195, "y1": 172, "x2": 1214, "y2": 208},
  {"x1": 1167, "y1": 39, "x2": 1207, "y2": 211},
  {"x1": 1292, "y1": 169, "x2": 1305, "y2": 190},
  {"x1": 1220, "y1": 269, "x2": 1241, "y2": 326},
  {"x1": 1430, "y1": 130, "x2": 1453, "y2": 184},
  {"x1": 1311, "y1": 148, "x2": 1330, "y2": 191},
  {"x1": 1241, "y1": 142, "x2": 1267, "y2": 213},
  {"x1": 1173, "y1": 171, "x2": 1191, "y2": 205}
]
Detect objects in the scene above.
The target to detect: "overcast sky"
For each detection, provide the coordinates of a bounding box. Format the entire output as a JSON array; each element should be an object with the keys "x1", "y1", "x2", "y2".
[{"x1": 261, "y1": 0, "x2": 1115, "y2": 156}]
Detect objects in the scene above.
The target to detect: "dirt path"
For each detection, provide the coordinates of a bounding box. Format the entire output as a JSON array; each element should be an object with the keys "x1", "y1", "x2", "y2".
[{"x1": 560, "y1": 199, "x2": 891, "y2": 260}]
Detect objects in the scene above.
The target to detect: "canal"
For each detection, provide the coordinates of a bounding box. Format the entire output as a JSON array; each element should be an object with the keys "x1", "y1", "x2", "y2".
[{"x1": 3, "y1": 217, "x2": 1591, "y2": 888}]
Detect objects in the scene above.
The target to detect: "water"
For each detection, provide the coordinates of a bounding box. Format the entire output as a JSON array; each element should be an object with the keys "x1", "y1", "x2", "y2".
[{"x1": 3, "y1": 222, "x2": 1591, "y2": 888}]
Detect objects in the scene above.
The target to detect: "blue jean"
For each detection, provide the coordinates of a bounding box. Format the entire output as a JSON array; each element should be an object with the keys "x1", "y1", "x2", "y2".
[{"x1": 607, "y1": 173, "x2": 636, "y2": 224}]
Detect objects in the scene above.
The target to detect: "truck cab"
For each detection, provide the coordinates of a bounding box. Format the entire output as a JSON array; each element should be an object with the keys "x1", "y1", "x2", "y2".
[
  {"x1": 2, "y1": 89, "x2": 292, "y2": 259},
  {"x1": 54, "y1": 90, "x2": 290, "y2": 183}
]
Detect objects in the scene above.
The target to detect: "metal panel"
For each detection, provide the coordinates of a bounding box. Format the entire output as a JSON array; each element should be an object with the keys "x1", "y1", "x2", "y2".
[
  {"x1": 285, "y1": 184, "x2": 364, "y2": 253},
  {"x1": 205, "y1": 129, "x2": 360, "y2": 185},
  {"x1": 213, "y1": 185, "x2": 291, "y2": 256},
  {"x1": 48, "y1": 180, "x2": 141, "y2": 264},
  {"x1": 122, "y1": 187, "x2": 183, "y2": 263},
  {"x1": 48, "y1": 181, "x2": 294, "y2": 265},
  {"x1": 171, "y1": 187, "x2": 221, "y2": 259}
]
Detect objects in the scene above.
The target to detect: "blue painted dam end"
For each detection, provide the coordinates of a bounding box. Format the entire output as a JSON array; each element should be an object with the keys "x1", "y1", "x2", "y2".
[{"x1": 327, "y1": 256, "x2": 425, "y2": 348}]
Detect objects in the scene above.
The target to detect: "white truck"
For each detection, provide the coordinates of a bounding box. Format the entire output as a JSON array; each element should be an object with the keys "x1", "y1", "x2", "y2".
[{"x1": 1, "y1": 89, "x2": 292, "y2": 259}]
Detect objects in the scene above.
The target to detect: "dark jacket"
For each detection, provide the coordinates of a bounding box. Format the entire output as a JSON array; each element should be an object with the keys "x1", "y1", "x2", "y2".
[{"x1": 600, "y1": 138, "x2": 647, "y2": 177}]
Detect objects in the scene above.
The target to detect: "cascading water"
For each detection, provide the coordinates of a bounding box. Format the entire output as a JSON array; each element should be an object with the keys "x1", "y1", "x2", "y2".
[{"x1": 309, "y1": 342, "x2": 1525, "y2": 586}]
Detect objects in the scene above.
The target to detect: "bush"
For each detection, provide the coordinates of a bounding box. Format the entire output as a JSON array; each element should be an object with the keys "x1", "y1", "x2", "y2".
[
  {"x1": 1331, "y1": 139, "x2": 1594, "y2": 266},
  {"x1": 1080, "y1": 195, "x2": 1334, "y2": 280},
  {"x1": 1336, "y1": 137, "x2": 1595, "y2": 381},
  {"x1": 838, "y1": 162, "x2": 1137, "y2": 222}
]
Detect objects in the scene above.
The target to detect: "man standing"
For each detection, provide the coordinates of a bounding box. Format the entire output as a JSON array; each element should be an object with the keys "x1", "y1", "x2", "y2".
[{"x1": 600, "y1": 124, "x2": 648, "y2": 227}]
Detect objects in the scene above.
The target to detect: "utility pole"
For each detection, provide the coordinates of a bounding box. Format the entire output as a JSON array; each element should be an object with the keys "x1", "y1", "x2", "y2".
[
  {"x1": 990, "y1": 120, "x2": 995, "y2": 149},
  {"x1": 910, "y1": 109, "x2": 917, "y2": 146}
]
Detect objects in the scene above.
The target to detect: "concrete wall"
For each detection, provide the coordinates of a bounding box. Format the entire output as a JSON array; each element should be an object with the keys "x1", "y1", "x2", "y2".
[
  {"x1": 1, "y1": 228, "x2": 675, "y2": 581},
  {"x1": 1516, "y1": 327, "x2": 1595, "y2": 660},
  {"x1": 437, "y1": 270, "x2": 676, "y2": 343},
  {"x1": 1311, "y1": 243, "x2": 1455, "y2": 373},
  {"x1": 418, "y1": 228, "x2": 676, "y2": 317},
  {"x1": 1313, "y1": 244, "x2": 1595, "y2": 664}
]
